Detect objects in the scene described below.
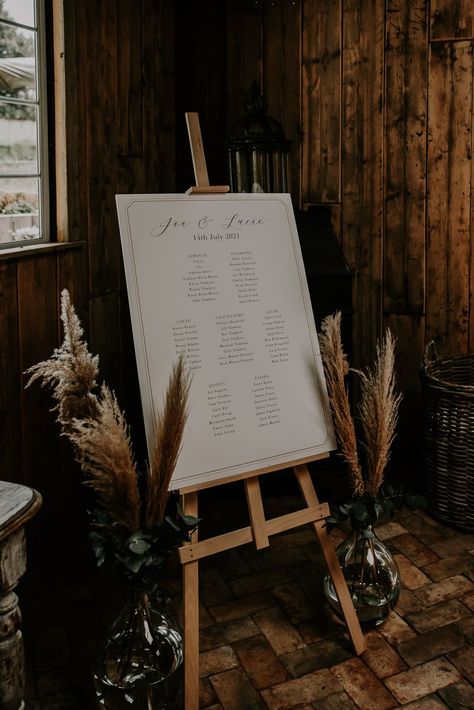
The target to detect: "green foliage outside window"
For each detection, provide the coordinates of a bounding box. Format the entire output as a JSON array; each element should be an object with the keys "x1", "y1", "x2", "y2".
[{"x1": 0, "y1": 0, "x2": 36, "y2": 120}]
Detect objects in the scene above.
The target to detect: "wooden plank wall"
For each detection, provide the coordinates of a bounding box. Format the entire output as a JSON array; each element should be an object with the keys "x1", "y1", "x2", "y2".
[
  {"x1": 1, "y1": 0, "x2": 473, "y2": 503},
  {"x1": 0, "y1": 0, "x2": 175, "y2": 515},
  {"x1": 224, "y1": 0, "x2": 464, "y2": 459}
]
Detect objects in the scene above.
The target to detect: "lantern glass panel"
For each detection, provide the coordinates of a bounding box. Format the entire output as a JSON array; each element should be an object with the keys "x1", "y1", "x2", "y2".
[
  {"x1": 226, "y1": 83, "x2": 292, "y2": 196},
  {"x1": 272, "y1": 152, "x2": 283, "y2": 191}
]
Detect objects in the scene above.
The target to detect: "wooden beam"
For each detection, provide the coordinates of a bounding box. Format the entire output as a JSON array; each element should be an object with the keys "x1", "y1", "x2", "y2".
[
  {"x1": 185, "y1": 112, "x2": 229, "y2": 194},
  {"x1": 179, "y1": 502, "x2": 330, "y2": 564},
  {"x1": 182, "y1": 491, "x2": 199, "y2": 710},
  {"x1": 245, "y1": 476, "x2": 269, "y2": 549}
]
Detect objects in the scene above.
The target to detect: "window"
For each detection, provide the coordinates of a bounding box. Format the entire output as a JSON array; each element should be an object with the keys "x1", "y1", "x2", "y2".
[{"x1": 0, "y1": 0, "x2": 49, "y2": 247}]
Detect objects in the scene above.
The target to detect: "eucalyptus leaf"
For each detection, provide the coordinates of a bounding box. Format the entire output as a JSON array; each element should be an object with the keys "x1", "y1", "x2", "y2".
[
  {"x1": 128, "y1": 531, "x2": 151, "y2": 544},
  {"x1": 145, "y1": 554, "x2": 167, "y2": 567},
  {"x1": 128, "y1": 538, "x2": 151, "y2": 555},
  {"x1": 116, "y1": 553, "x2": 146, "y2": 574},
  {"x1": 182, "y1": 514, "x2": 201, "y2": 527},
  {"x1": 164, "y1": 515, "x2": 182, "y2": 532},
  {"x1": 352, "y1": 501, "x2": 369, "y2": 523}
]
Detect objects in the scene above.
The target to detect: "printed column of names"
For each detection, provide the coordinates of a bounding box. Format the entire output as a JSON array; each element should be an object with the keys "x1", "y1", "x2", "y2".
[
  {"x1": 252, "y1": 374, "x2": 281, "y2": 428},
  {"x1": 207, "y1": 381, "x2": 236, "y2": 437},
  {"x1": 230, "y1": 250, "x2": 260, "y2": 304},
  {"x1": 216, "y1": 313, "x2": 254, "y2": 366},
  {"x1": 183, "y1": 252, "x2": 219, "y2": 303},
  {"x1": 172, "y1": 319, "x2": 202, "y2": 370},
  {"x1": 263, "y1": 309, "x2": 290, "y2": 363}
]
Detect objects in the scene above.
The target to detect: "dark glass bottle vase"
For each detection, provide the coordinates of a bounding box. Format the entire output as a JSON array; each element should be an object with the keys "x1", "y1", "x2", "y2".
[
  {"x1": 323, "y1": 525, "x2": 400, "y2": 627},
  {"x1": 93, "y1": 589, "x2": 183, "y2": 709}
]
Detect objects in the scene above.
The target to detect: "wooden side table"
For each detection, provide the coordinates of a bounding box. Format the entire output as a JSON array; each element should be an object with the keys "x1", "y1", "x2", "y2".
[{"x1": 0, "y1": 481, "x2": 42, "y2": 710}]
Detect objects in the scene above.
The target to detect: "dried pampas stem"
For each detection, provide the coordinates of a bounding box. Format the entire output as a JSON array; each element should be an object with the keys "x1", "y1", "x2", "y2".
[
  {"x1": 27, "y1": 289, "x2": 192, "y2": 530},
  {"x1": 26, "y1": 289, "x2": 99, "y2": 430},
  {"x1": 319, "y1": 312, "x2": 364, "y2": 495},
  {"x1": 69, "y1": 384, "x2": 140, "y2": 531},
  {"x1": 146, "y1": 354, "x2": 191, "y2": 526},
  {"x1": 359, "y1": 330, "x2": 402, "y2": 497}
]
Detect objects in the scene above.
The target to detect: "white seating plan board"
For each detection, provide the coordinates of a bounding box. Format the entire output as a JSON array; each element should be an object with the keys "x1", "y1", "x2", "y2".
[{"x1": 116, "y1": 193, "x2": 336, "y2": 490}]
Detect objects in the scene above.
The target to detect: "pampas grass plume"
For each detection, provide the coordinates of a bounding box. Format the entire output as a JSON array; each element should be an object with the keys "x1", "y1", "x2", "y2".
[
  {"x1": 146, "y1": 353, "x2": 191, "y2": 526},
  {"x1": 319, "y1": 312, "x2": 401, "y2": 498},
  {"x1": 26, "y1": 289, "x2": 99, "y2": 429},
  {"x1": 69, "y1": 385, "x2": 141, "y2": 531},
  {"x1": 27, "y1": 290, "x2": 192, "y2": 530},
  {"x1": 359, "y1": 330, "x2": 402, "y2": 497},
  {"x1": 319, "y1": 312, "x2": 364, "y2": 495}
]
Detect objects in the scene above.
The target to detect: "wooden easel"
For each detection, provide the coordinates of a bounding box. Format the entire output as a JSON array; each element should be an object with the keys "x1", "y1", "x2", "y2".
[
  {"x1": 179, "y1": 113, "x2": 366, "y2": 710},
  {"x1": 185, "y1": 112, "x2": 230, "y2": 195}
]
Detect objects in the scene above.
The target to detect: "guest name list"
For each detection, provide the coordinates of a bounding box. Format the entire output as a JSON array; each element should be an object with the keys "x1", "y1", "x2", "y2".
[{"x1": 116, "y1": 194, "x2": 335, "y2": 489}]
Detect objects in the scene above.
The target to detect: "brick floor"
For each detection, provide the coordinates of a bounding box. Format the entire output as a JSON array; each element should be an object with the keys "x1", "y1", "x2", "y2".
[{"x1": 20, "y1": 488, "x2": 474, "y2": 708}]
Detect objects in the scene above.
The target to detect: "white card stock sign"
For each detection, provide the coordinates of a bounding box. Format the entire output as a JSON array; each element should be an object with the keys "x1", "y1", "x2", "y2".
[{"x1": 116, "y1": 193, "x2": 335, "y2": 490}]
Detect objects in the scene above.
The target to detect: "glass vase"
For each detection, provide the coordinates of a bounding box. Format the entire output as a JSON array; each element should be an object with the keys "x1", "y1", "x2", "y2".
[
  {"x1": 323, "y1": 526, "x2": 400, "y2": 627},
  {"x1": 93, "y1": 589, "x2": 183, "y2": 709}
]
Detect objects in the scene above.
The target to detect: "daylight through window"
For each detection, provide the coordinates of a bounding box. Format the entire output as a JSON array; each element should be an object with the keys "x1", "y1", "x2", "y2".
[{"x1": 0, "y1": 0, "x2": 49, "y2": 247}]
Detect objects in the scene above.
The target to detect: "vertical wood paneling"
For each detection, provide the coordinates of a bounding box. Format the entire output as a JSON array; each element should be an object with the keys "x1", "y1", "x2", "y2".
[
  {"x1": 90, "y1": 293, "x2": 121, "y2": 395},
  {"x1": 342, "y1": 0, "x2": 384, "y2": 366},
  {"x1": 119, "y1": 293, "x2": 147, "y2": 465},
  {"x1": 116, "y1": 0, "x2": 143, "y2": 158},
  {"x1": 430, "y1": 0, "x2": 473, "y2": 40},
  {"x1": 142, "y1": 0, "x2": 175, "y2": 192},
  {"x1": 85, "y1": 2, "x2": 120, "y2": 296},
  {"x1": 175, "y1": 0, "x2": 227, "y2": 191},
  {"x1": 63, "y1": 0, "x2": 88, "y2": 242},
  {"x1": 0, "y1": 263, "x2": 22, "y2": 483},
  {"x1": 57, "y1": 245, "x2": 89, "y2": 331},
  {"x1": 18, "y1": 256, "x2": 60, "y2": 493},
  {"x1": 301, "y1": 0, "x2": 341, "y2": 205},
  {"x1": 384, "y1": 0, "x2": 427, "y2": 315},
  {"x1": 471, "y1": 68, "x2": 474, "y2": 353},
  {"x1": 226, "y1": 0, "x2": 263, "y2": 131},
  {"x1": 426, "y1": 41, "x2": 472, "y2": 354},
  {"x1": 385, "y1": 314, "x2": 425, "y2": 474},
  {"x1": 263, "y1": 0, "x2": 301, "y2": 204},
  {"x1": 5, "y1": 0, "x2": 474, "y2": 500}
]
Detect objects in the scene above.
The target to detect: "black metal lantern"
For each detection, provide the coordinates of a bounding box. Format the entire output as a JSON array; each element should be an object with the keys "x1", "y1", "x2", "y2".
[{"x1": 227, "y1": 82, "x2": 291, "y2": 194}]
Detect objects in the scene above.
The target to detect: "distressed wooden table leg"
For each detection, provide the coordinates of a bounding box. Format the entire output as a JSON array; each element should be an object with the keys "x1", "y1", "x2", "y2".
[{"x1": 0, "y1": 527, "x2": 27, "y2": 710}]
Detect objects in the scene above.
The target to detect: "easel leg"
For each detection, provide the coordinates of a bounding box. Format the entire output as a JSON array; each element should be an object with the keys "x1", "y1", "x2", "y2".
[
  {"x1": 294, "y1": 464, "x2": 366, "y2": 655},
  {"x1": 245, "y1": 476, "x2": 270, "y2": 550},
  {"x1": 182, "y1": 491, "x2": 199, "y2": 710}
]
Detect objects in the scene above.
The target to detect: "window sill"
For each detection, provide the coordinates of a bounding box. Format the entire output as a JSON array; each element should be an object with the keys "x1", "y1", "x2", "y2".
[{"x1": 0, "y1": 240, "x2": 84, "y2": 262}]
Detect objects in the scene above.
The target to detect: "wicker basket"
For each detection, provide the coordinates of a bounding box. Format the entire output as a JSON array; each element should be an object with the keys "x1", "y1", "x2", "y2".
[{"x1": 420, "y1": 348, "x2": 474, "y2": 530}]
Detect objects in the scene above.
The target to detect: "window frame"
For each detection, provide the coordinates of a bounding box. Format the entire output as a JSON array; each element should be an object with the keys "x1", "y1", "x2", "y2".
[{"x1": 0, "y1": 0, "x2": 50, "y2": 249}]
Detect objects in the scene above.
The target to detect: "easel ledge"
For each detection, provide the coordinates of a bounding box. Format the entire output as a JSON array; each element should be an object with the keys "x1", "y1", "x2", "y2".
[{"x1": 179, "y1": 113, "x2": 366, "y2": 710}]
